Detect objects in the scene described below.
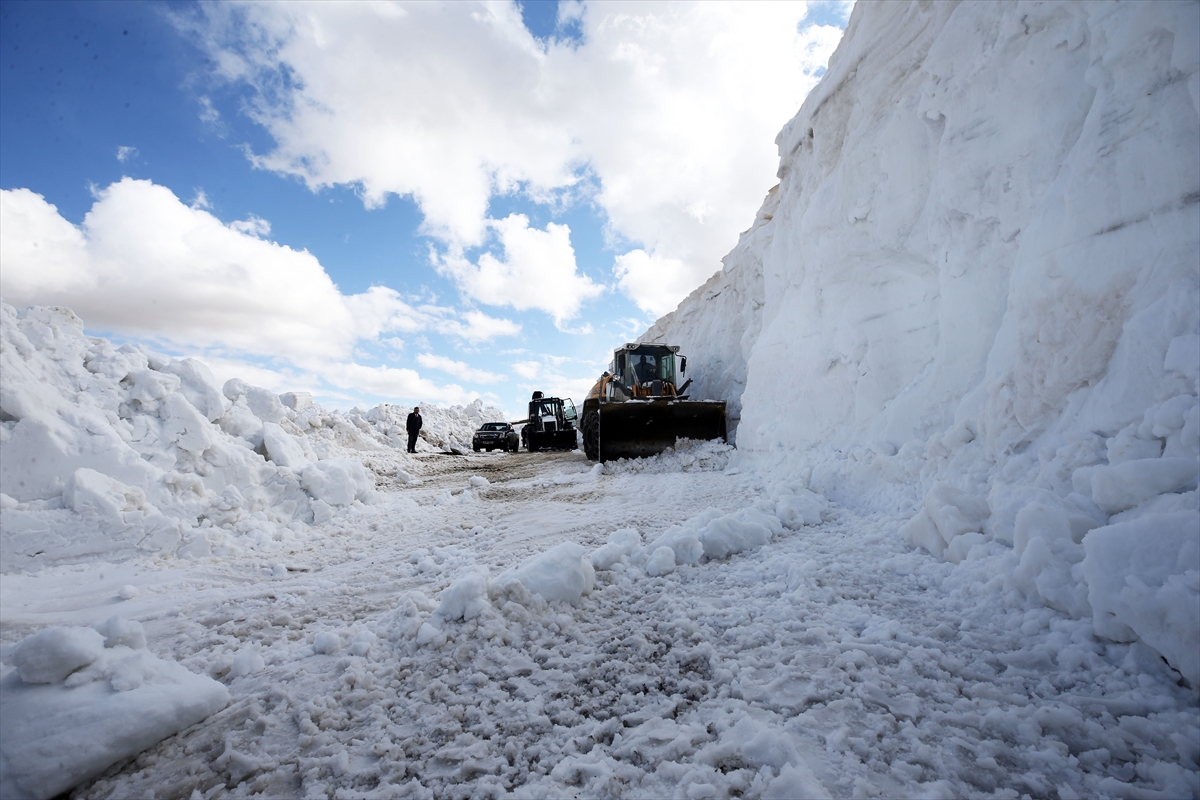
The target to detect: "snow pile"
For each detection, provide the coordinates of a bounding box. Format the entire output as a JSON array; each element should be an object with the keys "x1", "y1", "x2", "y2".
[
  {"x1": 0, "y1": 618, "x2": 229, "y2": 800},
  {"x1": 362, "y1": 400, "x2": 501, "y2": 453},
  {"x1": 495, "y1": 542, "x2": 596, "y2": 607},
  {"x1": 0, "y1": 303, "x2": 505, "y2": 570},
  {"x1": 413, "y1": 489, "x2": 827, "y2": 645},
  {"x1": 601, "y1": 438, "x2": 735, "y2": 474},
  {"x1": 648, "y1": 2, "x2": 1199, "y2": 686}
]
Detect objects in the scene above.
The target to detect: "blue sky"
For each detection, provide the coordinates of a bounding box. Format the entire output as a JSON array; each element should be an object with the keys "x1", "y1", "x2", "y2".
[{"x1": 1, "y1": 0, "x2": 849, "y2": 418}]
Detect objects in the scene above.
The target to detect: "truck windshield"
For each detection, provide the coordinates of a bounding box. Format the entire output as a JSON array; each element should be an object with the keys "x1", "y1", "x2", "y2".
[{"x1": 622, "y1": 346, "x2": 676, "y2": 387}]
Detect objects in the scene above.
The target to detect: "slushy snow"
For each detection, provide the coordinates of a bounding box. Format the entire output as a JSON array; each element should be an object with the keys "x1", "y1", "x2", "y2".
[{"x1": 2, "y1": 1, "x2": 1199, "y2": 798}]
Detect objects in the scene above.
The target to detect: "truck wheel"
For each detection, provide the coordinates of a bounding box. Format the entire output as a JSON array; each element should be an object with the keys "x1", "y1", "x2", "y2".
[
  {"x1": 473, "y1": 445, "x2": 480, "y2": 452},
  {"x1": 582, "y1": 411, "x2": 600, "y2": 461}
]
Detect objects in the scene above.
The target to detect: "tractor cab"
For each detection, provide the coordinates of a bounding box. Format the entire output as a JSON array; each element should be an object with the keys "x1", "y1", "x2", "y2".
[{"x1": 521, "y1": 391, "x2": 578, "y2": 451}]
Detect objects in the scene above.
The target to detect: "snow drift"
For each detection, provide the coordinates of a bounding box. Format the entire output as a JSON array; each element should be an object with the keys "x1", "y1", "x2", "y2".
[
  {"x1": 646, "y1": 1, "x2": 1199, "y2": 686},
  {"x1": 0, "y1": 303, "x2": 506, "y2": 570}
]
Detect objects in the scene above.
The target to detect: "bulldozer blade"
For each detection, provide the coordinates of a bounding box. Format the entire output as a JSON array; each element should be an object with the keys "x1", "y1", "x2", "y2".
[{"x1": 597, "y1": 400, "x2": 727, "y2": 462}]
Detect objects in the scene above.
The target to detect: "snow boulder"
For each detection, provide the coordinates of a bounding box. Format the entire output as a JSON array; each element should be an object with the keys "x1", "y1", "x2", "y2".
[
  {"x1": 300, "y1": 458, "x2": 376, "y2": 507},
  {"x1": 62, "y1": 468, "x2": 150, "y2": 517},
  {"x1": 902, "y1": 483, "x2": 989, "y2": 559},
  {"x1": 696, "y1": 506, "x2": 782, "y2": 559},
  {"x1": 589, "y1": 528, "x2": 643, "y2": 570},
  {"x1": 774, "y1": 488, "x2": 826, "y2": 529},
  {"x1": 1082, "y1": 512, "x2": 1200, "y2": 688},
  {"x1": 0, "y1": 621, "x2": 229, "y2": 800},
  {"x1": 162, "y1": 358, "x2": 225, "y2": 422},
  {"x1": 436, "y1": 565, "x2": 491, "y2": 622},
  {"x1": 10, "y1": 626, "x2": 105, "y2": 685},
  {"x1": 262, "y1": 422, "x2": 312, "y2": 469},
  {"x1": 496, "y1": 543, "x2": 595, "y2": 606},
  {"x1": 644, "y1": 546, "x2": 676, "y2": 577},
  {"x1": 1089, "y1": 458, "x2": 1199, "y2": 515}
]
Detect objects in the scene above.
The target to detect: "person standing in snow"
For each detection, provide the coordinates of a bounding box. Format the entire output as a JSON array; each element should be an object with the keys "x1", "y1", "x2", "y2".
[{"x1": 406, "y1": 407, "x2": 422, "y2": 453}]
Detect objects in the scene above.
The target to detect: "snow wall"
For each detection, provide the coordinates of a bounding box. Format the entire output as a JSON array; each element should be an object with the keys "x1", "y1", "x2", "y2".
[
  {"x1": 0, "y1": 303, "x2": 506, "y2": 572},
  {"x1": 644, "y1": 1, "x2": 1200, "y2": 685}
]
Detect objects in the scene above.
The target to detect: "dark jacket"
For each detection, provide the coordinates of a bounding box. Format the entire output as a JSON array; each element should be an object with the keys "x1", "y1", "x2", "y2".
[{"x1": 406, "y1": 412, "x2": 423, "y2": 434}]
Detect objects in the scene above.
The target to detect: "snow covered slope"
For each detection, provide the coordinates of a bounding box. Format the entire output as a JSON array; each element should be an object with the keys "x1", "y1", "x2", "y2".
[
  {"x1": 647, "y1": 1, "x2": 1199, "y2": 685},
  {"x1": 0, "y1": 303, "x2": 506, "y2": 571}
]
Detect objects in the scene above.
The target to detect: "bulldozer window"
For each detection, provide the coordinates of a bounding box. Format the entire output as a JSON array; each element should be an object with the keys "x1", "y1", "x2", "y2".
[{"x1": 624, "y1": 346, "x2": 676, "y2": 387}]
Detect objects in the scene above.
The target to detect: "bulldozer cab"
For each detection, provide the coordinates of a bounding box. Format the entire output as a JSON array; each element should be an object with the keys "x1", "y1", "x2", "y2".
[{"x1": 613, "y1": 344, "x2": 679, "y2": 396}]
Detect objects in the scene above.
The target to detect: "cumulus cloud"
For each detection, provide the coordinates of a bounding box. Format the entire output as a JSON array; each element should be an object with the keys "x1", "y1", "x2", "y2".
[
  {"x1": 434, "y1": 215, "x2": 603, "y2": 327},
  {"x1": 180, "y1": 0, "x2": 843, "y2": 319},
  {"x1": 0, "y1": 180, "x2": 517, "y2": 406},
  {"x1": 116, "y1": 145, "x2": 138, "y2": 163},
  {"x1": 614, "y1": 249, "x2": 703, "y2": 320},
  {"x1": 417, "y1": 353, "x2": 506, "y2": 384},
  {"x1": 229, "y1": 214, "x2": 271, "y2": 237},
  {"x1": 510, "y1": 353, "x2": 600, "y2": 405}
]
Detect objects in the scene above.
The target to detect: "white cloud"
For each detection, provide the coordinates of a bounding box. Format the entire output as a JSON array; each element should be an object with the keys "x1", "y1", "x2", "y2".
[
  {"x1": 0, "y1": 181, "x2": 517, "y2": 407},
  {"x1": 509, "y1": 354, "x2": 602, "y2": 406},
  {"x1": 434, "y1": 214, "x2": 603, "y2": 327},
  {"x1": 230, "y1": 214, "x2": 271, "y2": 237},
  {"x1": 417, "y1": 353, "x2": 506, "y2": 384},
  {"x1": 439, "y1": 310, "x2": 522, "y2": 342},
  {"x1": 181, "y1": 0, "x2": 844, "y2": 319},
  {"x1": 116, "y1": 146, "x2": 138, "y2": 163},
  {"x1": 613, "y1": 249, "x2": 705, "y2": 320}
]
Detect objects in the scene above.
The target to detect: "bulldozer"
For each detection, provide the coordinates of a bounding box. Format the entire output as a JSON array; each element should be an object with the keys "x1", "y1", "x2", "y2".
[{"x1": 580, "y1": 343, "x2": 727, "y2": 462}]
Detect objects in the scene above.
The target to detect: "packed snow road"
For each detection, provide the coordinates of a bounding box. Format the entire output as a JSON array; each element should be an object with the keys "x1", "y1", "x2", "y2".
[{"x1": 5, "y1": 446, "x2": 1197, "y2": 799}]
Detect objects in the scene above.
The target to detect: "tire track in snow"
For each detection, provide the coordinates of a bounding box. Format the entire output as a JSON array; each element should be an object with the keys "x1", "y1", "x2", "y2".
[{"x1": 72, "y1": 455, "x2": 1197, "y2": 799}]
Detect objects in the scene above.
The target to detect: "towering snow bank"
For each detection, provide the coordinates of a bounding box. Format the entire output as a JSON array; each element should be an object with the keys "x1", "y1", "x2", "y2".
[
  {"x1": 652, "y1": 1, "x2": 1199, "y2": 684},
  {"x1": 0, "y1": 304, "x2": 505, "y2": 570}
]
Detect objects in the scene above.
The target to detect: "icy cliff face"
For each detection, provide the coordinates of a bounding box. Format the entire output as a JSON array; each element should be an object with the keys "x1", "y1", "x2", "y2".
[{"x1": 651, "y1": 1, "x2": 1199, "y2": 684}]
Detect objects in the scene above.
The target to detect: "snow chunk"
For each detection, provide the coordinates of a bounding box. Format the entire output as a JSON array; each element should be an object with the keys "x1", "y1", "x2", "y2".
[
  {"x1": 1, "y1": 625, "x2": 229, "y2": 800},
  {"x1": 313, "y1": 631, "x2": 342, "y2": 655},
  {"x1": 63, "y1": 468, "x2": 147, "y2": 516},
  {"x1": 93, "y1": 616, "x2": 146, "y2": 650},
  {"x1": 262, "y1": 422, "x2": 310, "y2": 469},
  {"x1": 497, "y1": 543, "x2": 595, "y2": 606},
  {"x1": 1083, "y1": 511, "x2": 1200, "y2": 687},
  {"x1": 162, "y1": 358, "x2": 225, "y2": 422},
  {"x1": 222, "y1": 378, "x2": 286, "y2": 423},
  {"x1": 435, "y1": 565, "x2": 491, "y2": 621},
  {"x1": 1164, "y1": 334, "x2": 1200, "y2": 381},
  {"x1": 279, "y1": 391, "x2": 313, "y2": 411},
  {"x1": 903, "y1": 483, "x2": 989, "y2": 558},
  {"x1": 300, "y1": 459, "x2": 375, "y2": 507},
  {"x1": 590, "y1": 528, "x2": 642, "y2": 570},
  {"x1": 695, "y1": 507, "x2": 781, "y2": 559},
  {"x1": 11, "y1": 626, "x2": 105, "y2": 684},
  {"x1": 697, "y1": 717, "x2": 802, "y2": 773},
  {"x1": 229, "y1": 645, "x2": 264, "y2": 679},
  {"x1": 774, "y1": 488, "x2": 826, "y2": 529},
  {"x1": 645, "y1": 546, "x2": 676, "y2": 577},
  {"x1": 1090, "y1": 457, "x2": 1199, "y2": 514}
]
